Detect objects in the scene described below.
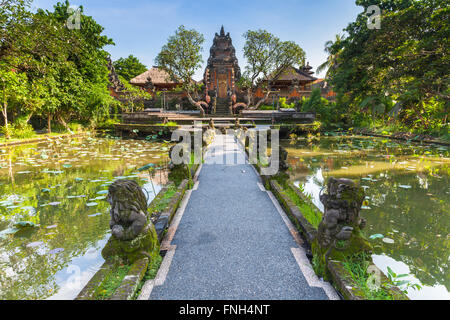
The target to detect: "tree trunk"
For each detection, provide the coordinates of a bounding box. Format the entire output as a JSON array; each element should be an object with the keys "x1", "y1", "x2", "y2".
[
  {"x1": 1, "y1": 81, "x2": 9, "y2": 139},
  {"x1": 251, "y1": 89, "x2": 273, "y2": 110},
  {"x1": 246, "y1": 88, "x2": 253, "y2": 109},
  {"x1": 186, "y1": 91, "x2": 205, "y2": 117},
  {"x1": 25, "y1": 112, "x2": 33, "y2": 123},
  {"x1": 47, "y1": 114, "x2": 52, "y2": 134},
  {"x1": 57, "y1": 114, "x2": 72, "y2": 133}
]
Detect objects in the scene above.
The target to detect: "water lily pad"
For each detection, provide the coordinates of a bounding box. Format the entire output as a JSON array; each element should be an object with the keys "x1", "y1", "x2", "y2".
[
  {"x1": 67, "y1": 195, "x2": 86, "y2": 199},
  {"x1": 48, "y1": 202, "x2": 61, "y2": 206},
  {"x1": 15, "y1": 221, "x2": 36, "y2": 228},
  {"x1": 41, "y1": 188, "x2": 51, "y2": 193},
  {"x1": 382, "y1": 237, "x2": 395, "y2": 244},
  {"x1": 90, "y1": 196, "x2": 106, "y2": 201},
  {"x1": 0, "y1": 227, "x2": 19, "y2": 238},
  {"x1": 137, "y1": 163, "x2": 155, "y2": 172},
  {"x1": 62, "y1": 164, "x2": 72, "y2": 168},
  {"x1": 26, "y1": 241, "x2": 44, "y2": 248},
  {"x1": 369, "y1": 234, "x2": 384, "y2": 240},
  {"x1": 86, "y1": 202, "x2": 98, "y2": 207},
  {"x1": 49, "y1": 248, "x2": 64, "y2": 254},
  {"x1": 75, "y1": 177, "x2": 84, "y2": 182},
  {"x1": 398, "y1": 185, "x2": 412, "y2": 189},
  {"x1": 88, "y1": 213, "x2": 102, "y2": 217}
]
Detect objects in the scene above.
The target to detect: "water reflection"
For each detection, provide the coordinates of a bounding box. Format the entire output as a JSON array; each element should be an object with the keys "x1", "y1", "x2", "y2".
[
  {"x1": 283, "y1": 136, "x2": 449, "y2": 300},
  {"x1": 0, "y1": 135, "x2": 170, "y2": 300}
]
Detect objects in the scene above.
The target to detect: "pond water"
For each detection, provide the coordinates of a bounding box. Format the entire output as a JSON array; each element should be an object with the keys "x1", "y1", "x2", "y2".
[
  {"x1": 0, "y1": 135, "x2": 170, "y2": 300},
  {"x1": 282, "y1": 135, "x2": 449, "y2": 300}
]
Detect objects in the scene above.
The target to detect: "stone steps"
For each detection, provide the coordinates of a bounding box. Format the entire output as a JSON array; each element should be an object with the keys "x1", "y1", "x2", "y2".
[{"x1": 215, "y1": 98, "x2": 231, "y2": 116}]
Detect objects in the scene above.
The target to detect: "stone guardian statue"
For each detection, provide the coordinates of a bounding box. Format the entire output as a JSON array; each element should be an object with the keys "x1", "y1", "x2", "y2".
[{"x1": 102, "y1": 180, "x2": 159, "y2": 263}]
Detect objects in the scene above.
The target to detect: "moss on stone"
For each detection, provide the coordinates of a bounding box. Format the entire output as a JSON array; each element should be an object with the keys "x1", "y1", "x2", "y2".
[
  {"x1": 168, "y1": 164, "x2": 189, "y2": 187},
  {"x1": 93, "y1": 263, "x2": 131, "y2": 300},
  {"x1": 148, "y1": 184, "x2": 177, "y2": 215},
  {"x1": 102, "y1": 222, "x2": 160, "y2": 265}
]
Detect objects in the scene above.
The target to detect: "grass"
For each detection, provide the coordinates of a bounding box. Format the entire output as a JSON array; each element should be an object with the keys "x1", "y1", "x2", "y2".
[
  {"x1": 341, "y1": 252, "x2": 395, "y2": 300},
  {"x1": 271, "y1": 174, "x2": 322, "y2": 229},
  {"x1": 148, "y1": 185, "x2": 177, "y2": 215},
  {"x1": 357, "y1": 119, "x2": 449, "y2": 142},
  {"x1": 94, "y1": 264, "x2": 131, "y2": 300},
  {"x1": 258, "y1": 105, "x2": 276, "y2": 110},
  {"x1": 132, "y1": 254, "x2": 163, "y2": 299},
  {"x1": 155, "y1": 121, "x2": 178, "y2": 127},
  {"x1": 283, "y1": 187, "x2": 322, "y2": 228},
  {"x1": 0, "y1": 131, "x2": 83, "y2": 144}
]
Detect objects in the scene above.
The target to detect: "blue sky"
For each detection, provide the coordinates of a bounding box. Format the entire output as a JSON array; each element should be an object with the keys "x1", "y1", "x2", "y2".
[{"x1": 32, "y1": 0, "x2": 363, "y2": 79}]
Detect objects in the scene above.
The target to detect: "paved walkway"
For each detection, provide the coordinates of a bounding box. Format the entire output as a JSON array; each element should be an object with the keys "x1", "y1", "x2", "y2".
[{"x1": 146, "y1": 134, "x2": 338, "y2": 300}]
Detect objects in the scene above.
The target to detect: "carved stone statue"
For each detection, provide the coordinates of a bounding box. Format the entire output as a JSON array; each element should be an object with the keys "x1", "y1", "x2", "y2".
[
  {"x1": 102, "y1": 180, "x2": 159, "y2": 263},
  {"x1": 107, "y1": 56, "x2": 125, "y2": 93},
  {"x1": 107, "y1": 180, "x2": 148, "y2": 240},
  {"x1": 316, "y1": 177, "x2": 370, "y2": 261}
]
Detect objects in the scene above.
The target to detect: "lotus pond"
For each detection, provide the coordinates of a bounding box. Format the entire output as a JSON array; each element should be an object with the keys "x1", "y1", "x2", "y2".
[
  {"x1": 0, "y1": 135, "x2": 170, "y2": 300},
  {"x1": 282, "y1": 135, "x2": 449, "y2": 300}
]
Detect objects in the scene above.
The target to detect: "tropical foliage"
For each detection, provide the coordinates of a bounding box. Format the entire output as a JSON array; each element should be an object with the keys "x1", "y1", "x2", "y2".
[
  {"x1": 321, "y1": 0, "x2": 449, "y2": 138},
  {"x1": 241, "y1": 29, "x2": 306, "y2": 108},
  {"x1": 113, "y1": 55, "x2": 148, "y2": 82},
  {"x1": 0, "y1": 0, "x2": 117, "y2": 138},
  {"x1": 155, "y1": 25, "x2": 207, "y2": 115}
]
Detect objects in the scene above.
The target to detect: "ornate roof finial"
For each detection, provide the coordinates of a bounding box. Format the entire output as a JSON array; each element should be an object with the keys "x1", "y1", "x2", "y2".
[{"x1": 220, "y1": 25, "x2": 225, "y2": 36}]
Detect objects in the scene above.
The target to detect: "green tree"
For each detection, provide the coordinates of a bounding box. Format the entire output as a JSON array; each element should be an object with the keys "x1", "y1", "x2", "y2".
[
  {"x1": 155, "y1": 25, "x2": 206, "y2": 116},
  {"x1": 329, "y1": 0, "x2": 449, "y2": 134},
  {"x1": 0, "y1": 61, "x2": 28, "y2": 139},
  {"x1": 118, "y1": 75, "x2": 152, "y2": 112},
  {"x1": 113, "y1": 55, "x2": 148, "y2": 82},
  {"x1": 316, "y1": 34, "x2": 344, "y2": 78},
  {"x1": 39, "y1": 1, "x2": 115, "y2": 129},
  {"x1": 242, "y1": 29, "x2": 306, "y2": 109},
  {"x1": 0, "y1": 0, "x2": 31, "y2": 139},
  {"x1": 0, "y1": 0, "x2": 118, "y2": 135}
]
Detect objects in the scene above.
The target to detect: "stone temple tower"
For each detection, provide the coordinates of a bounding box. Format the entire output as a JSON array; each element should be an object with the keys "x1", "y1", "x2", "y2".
[{"x1": 204, "y1": 26, "x2": 241, "y2": 115}]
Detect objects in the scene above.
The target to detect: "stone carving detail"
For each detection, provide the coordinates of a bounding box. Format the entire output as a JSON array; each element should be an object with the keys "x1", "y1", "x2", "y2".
[
  {"x1": 107, "y1": 180, "x2": 149, "y2": 240},
  {"x1": 318, "y1": 177, "x2": 366, "y2": 257},
  {"x1": 102, "y1": 180, "x2": 159, "y2": 263},
  {"x1": 107, "y1": 57, "x2": 125, "y2": 92},
  {"x1": 204, "y1": 26, "x2": 241, "y2": 105}
]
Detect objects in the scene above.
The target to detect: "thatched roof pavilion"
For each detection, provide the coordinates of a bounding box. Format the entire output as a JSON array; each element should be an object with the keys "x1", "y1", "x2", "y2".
[
  {"x1": 130, "y1": 66, "x2": 183, "y2": 92},
  {"x1": 266, "y1": 65, "x2": 317, "y2": 90}
]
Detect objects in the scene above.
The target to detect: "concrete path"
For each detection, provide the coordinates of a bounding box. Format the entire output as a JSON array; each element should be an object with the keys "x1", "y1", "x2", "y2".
[{"x1": 144, "y1": 134, "x2": 338, "y2": 300}]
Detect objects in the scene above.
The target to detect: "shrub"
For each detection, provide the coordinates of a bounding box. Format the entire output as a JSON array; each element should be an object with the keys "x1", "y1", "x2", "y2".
[
  {"x1": 279, "y1": 97, "x2": 295, "y2": 109},
  {"x1": 258, "y1": 105, "x2": 275, "y2": 110},
  {"x1": 68, "y1": 122, "x2": 84, "y2": 132},
  {"x1": 1, "y1": 117, "x2": 36, "y2": 139}
]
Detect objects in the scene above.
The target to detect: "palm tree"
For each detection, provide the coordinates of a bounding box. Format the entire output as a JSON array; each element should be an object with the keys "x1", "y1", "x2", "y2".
[{"x1": 316, "y1": 34, "x2": 344, "y2": 78}]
